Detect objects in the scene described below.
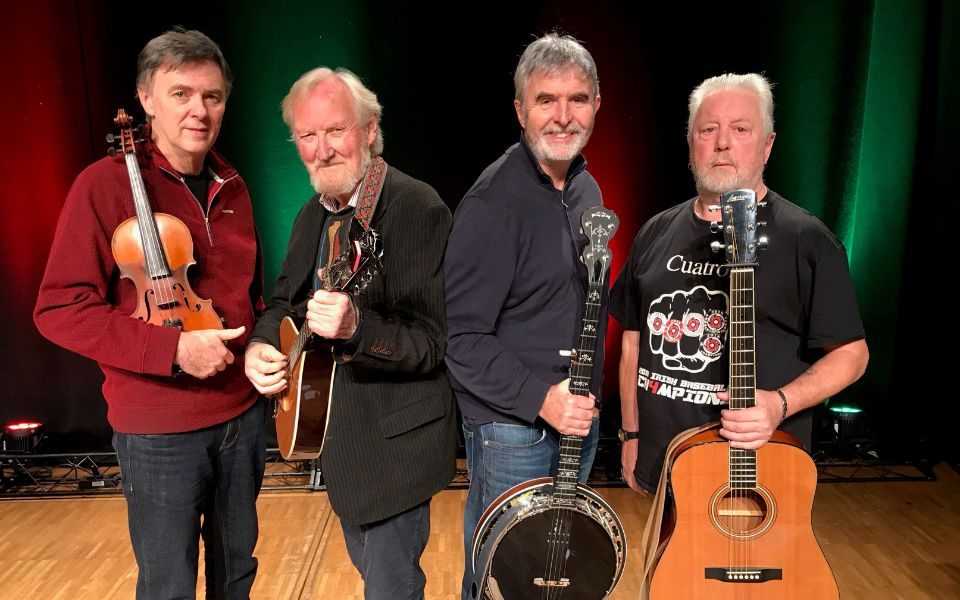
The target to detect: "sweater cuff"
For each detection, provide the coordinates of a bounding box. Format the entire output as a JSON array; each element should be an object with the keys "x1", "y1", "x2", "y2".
[
  {"x1": 141, "y1": 325, "x2": 183, "y2": 377},
  {"x1": 515, "y1": 374, "x2": 552, "y2": 425}
]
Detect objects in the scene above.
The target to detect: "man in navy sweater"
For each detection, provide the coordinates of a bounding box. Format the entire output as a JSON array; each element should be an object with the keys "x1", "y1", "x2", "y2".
[{"x1": 444, "y1": 32, "x2": 606, "y2": 599}]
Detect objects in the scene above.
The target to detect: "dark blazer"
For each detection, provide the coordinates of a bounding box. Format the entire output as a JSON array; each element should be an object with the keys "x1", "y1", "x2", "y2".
[{"x1": 252, "y1": 166, "x2": 458, "y2": 526}]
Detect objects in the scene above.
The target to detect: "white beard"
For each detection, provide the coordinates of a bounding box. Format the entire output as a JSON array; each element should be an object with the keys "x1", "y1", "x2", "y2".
[
  {"x1": 310, "y1": 147, "x2": 373, "y2": 197},
  {"x1": 693, "y1": 160, "x2": 763, "y2": 195}
]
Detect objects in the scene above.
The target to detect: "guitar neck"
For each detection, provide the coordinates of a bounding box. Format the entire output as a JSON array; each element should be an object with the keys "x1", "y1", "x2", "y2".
[
  {"x1": 287, "y1": 252, "x2": 377, "y2": 366},
  {"x1": 555, "y1": 281, "x2": 603, "y2": 503},
  {"x1": 728, "y1": 266, "x2": 757, "y2": 489},
  {"x1": 123, "y1": 153, "x2": 170, "y2": 279}
]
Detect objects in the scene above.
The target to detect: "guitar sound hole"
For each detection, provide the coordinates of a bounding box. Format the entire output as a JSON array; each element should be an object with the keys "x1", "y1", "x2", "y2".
[{"x1": 710, "y1": 486, "x2": 775, "y2": 539}]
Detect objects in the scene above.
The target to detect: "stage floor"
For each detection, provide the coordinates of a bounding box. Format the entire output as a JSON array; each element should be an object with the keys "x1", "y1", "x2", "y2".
[{"x1": 1, "y1": 464, "x2": 957, "y2": 599}]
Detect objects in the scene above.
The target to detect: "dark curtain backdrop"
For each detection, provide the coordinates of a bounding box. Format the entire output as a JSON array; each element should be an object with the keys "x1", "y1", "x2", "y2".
[{"x1": 1, "y1": 0, "x2": 955, "y2": 458}]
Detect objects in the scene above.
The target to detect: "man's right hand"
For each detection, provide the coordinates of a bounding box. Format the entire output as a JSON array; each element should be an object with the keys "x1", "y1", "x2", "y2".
[
  {"x1": 175, "y1": 326, "x2": 246, "y2": 379},
  {"x1": 538, "y1": 379, "x2": 595, "y2": 436},
  {"x1": 244, "y1": 342, "x2": 288, "y2": 395},
  {"x1": 620, "y1": 439, "x2": 648, "y2": 494}
]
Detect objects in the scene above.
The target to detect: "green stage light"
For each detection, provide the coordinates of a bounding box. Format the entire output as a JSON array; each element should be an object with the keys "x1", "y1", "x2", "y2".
[{"x1": 828, "y1": 406, "x2": 863, "y2": 414}]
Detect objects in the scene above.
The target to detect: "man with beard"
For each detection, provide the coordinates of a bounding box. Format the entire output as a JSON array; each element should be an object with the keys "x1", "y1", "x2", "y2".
[
  {"x1": 443, "y1": 33, "x2": 605, "y2": 598},
  {"x1": 610, "y1": 73, "x2": 869, "y2": 494},
  {"x1": 244, "y1": 67, "x2": 457, "y2": 599}
]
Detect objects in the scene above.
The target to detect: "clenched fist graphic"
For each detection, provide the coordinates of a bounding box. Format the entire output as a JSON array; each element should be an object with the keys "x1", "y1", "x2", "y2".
[{"x1": 646, "y1": 286, "x2": 727, "y2": 373}]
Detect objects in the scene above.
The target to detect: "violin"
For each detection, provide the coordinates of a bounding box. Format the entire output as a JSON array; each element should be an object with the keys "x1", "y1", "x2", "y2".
[{"x1": 108, "y1": 109, "x2": 223, "y2": 331}]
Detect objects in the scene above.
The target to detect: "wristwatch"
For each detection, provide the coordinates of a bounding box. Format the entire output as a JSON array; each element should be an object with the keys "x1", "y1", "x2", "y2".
[{"x1": 618, "y1": 428, "x2": 639, "y2": 442}]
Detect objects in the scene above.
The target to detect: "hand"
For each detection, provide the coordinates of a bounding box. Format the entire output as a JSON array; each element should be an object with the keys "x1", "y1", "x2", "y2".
[
  {"x1": 620, "y1": 439, "x2": 649, "y2": 494},
  {"x1": 718, "y1": 388, "x2": 781, "y2": 449},
  {"x1": 306, "y1": 290, "x2": 358, "y2": 340},
  {"x1": 175, "y1": 326, "x2": 245, "y2": 379},
  {"x1": 244, "y1": 342, "x2": 288, "y2": 395},
  {"x1": 538, "y1": 379, "x2": 595, "y2": 436}
]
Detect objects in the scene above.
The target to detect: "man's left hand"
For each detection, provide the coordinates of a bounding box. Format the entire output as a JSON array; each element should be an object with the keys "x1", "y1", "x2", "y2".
[
  {"x1": 306, "y1": 290, "x2": 358, "y2": 340},
  {"x1": 717, "y1": 388, "x2": 782, "y2": 449}
]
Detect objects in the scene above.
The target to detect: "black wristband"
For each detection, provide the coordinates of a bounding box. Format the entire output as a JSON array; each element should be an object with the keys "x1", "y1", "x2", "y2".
[{"x1": 776, "y1": 389, "x2": 788, "y2": 423}]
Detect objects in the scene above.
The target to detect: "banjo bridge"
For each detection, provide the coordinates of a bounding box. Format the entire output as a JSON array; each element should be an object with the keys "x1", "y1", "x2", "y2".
[{"x1": 533, "y1": 577, "x2": 570, "y2": 588}]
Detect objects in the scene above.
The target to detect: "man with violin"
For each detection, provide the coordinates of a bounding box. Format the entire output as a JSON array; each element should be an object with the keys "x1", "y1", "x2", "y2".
[
  {"x1": 34, "y1": 28, "x2": 265, "y2": 598},
  {"x1": 244, "y1": 67, "x2": 457, "y2": 599}
]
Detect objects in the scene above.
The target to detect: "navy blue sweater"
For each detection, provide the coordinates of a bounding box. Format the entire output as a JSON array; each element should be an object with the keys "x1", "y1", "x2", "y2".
[{"x1": 444, "y1": 137, "x2": 606, "y2": 426}]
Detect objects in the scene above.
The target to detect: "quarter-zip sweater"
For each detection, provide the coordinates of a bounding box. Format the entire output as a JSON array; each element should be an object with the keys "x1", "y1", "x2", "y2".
[
  {"x1": 444, "y1": 136, "x2": 606, "y2": 426},
  {"x1": 35, "y1": 138, "x2": 263, "y2": 434}
]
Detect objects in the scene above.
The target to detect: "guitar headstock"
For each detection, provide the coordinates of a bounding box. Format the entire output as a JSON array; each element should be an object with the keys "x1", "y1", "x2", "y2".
[
  {"x1": 581, "y1": 207, "x2": 619, "y2": 285},
  {"x1": 710, "y1": 189, "x2": 768, "y2": 266},
  {"x1": 320, "y1": 228, "x2": 384, "y2": 294},
  {"x1": 348, "y1": 228, "x2": 384, "y2": 294}
]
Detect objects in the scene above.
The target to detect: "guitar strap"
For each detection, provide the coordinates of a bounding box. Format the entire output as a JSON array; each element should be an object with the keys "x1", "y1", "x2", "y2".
[
  {"x1": 639, "y1": 422, "x2": 716, "y2": 599},
  {"x1": 355, "y1": 156, "x2": 387, "y2": 231}
]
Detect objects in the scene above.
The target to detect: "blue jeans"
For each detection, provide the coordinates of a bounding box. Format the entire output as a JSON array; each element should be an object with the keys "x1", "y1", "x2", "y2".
[
  {"x1": 113, "y1": 399, "x2": 267, "y2": 600},
  {"x1": 342, "y1": 499, "x2": 431, "y2": 600},
  {"x1": 460, "y1": 417, "x2": 600, "y2": 600}
]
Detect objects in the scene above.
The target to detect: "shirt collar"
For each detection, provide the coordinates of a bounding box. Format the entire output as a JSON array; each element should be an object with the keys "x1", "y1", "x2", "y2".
[{"x1": 318, "y1": 181, "x2": 362, "y2": 213}]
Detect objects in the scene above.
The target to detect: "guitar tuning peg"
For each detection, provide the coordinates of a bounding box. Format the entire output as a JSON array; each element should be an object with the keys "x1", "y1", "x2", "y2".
[
  {"x1": 758, "y1": 200, "x2": 768, "y2": 208},
  {"x1": 107, "y1": 147, "x2": 117, "y2": 157},
  {"x1": 757, "y1": 221, "x2": 767, "y2": 228},
  {"x1": 710, "y1": 241, "x2": 726, "y2": 254},
  {"x1": 709, "y1": 221, "x2": 722, "y2": 233},
  {"x1": 758, "y1": 236, "x2": 769, "y2": 250},
  {"x1": 707, "y1": 205, "x2": 720, "y2": 212},
  {"x1": 105, "y1": 133, "x2": 116, "y2": 143}
]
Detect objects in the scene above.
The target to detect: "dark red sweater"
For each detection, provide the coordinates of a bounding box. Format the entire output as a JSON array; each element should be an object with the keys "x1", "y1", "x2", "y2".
[{"x1": 34, "y1": 140, "x2": 263, "y2": 434}]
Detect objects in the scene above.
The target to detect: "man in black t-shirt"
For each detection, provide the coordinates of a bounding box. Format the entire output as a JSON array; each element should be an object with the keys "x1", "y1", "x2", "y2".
[{"x1": 610, "y1": 73, "x2": 870, "y2": 493}]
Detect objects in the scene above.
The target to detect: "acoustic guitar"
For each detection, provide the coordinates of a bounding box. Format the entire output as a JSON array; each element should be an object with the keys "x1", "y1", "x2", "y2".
[
  {"x1": 648, "y1": 189, "x2": 838, "y2": 599},
  {"x1": 273, "y1": 228, "x2": 382, "y2": 460}
]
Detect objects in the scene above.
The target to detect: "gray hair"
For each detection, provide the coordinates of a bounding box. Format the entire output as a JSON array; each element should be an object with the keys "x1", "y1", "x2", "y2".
[
  {"x1": 136, "y1": 27, "x2": 232, "y2": 96},
  {"x1": 281, "y1": 67, "x2": 384, "y2": 157},
  {"x1": 514, "y1": 33, "x2": 600, "y2": 103},
  {"x1": 687, "y1": 73, "x2": 775, "y2": 140}
]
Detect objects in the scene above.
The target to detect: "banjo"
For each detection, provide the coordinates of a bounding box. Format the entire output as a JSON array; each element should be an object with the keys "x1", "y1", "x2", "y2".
[{"x1": 470, "y1": 207, "x2": 627, "y2": 600}]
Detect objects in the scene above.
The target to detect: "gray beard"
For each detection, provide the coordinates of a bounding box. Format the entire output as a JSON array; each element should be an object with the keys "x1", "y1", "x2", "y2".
[
  {"x1": 693, "y1": 163, "x2": 763, "y2": 196},
  {"x1": 310, "y1": 151, "x2": 373, "y2": 197},
  {"x1": 527, "y1": 130, "x2": 589, "y2": 163}
]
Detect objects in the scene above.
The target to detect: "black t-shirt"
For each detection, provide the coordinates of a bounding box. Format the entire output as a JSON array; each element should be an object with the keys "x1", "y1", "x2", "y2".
[
  {"x1": 609, "y1": 190, "x2": 865, "y2": 491},
  {"x1": 181, "y1": 170, "x2": 210, "y2": 210}
]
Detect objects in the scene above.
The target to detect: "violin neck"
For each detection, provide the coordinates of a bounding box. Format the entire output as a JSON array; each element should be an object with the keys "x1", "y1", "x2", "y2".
[{"x1": 123, "y1": 153, "x2": 170, "y2": 279}]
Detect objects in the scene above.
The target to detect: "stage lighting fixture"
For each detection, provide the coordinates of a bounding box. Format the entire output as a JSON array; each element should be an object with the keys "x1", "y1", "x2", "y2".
[{"x1": 2, "y1": 422, "x2": 45, "y2": 454}]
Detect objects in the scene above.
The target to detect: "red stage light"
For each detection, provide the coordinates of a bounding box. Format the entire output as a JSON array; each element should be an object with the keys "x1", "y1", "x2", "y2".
[
  {"x1": 6, "y1": 422, "x2": 42, "y2": 431},
  {"x1": 2, "y1": 422, "x2": 45, "y2": 454}
]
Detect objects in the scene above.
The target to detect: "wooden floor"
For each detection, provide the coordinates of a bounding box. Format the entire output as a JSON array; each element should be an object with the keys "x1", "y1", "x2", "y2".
[{"x1": 1, "y1": 465, "x2": 958, "y2": 599}]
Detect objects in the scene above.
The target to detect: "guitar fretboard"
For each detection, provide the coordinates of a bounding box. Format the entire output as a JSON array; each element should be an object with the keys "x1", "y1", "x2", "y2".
[{"x1": 728, "y1": 267, "x2": 757, "y2": 489}]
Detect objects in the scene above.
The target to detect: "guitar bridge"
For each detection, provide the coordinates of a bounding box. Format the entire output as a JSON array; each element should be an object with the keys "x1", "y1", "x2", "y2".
[
  {"x1": 705, "y1": 567, "x2": 782, "y2": 583},
  {"x1": 533, "y1": 577, "x2": 570, "y2": 588}
]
